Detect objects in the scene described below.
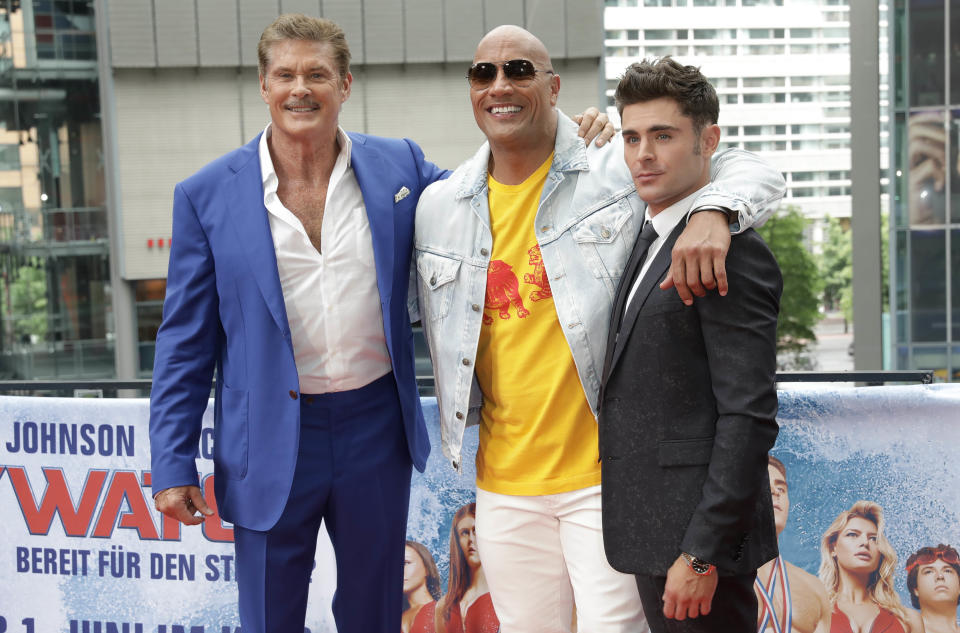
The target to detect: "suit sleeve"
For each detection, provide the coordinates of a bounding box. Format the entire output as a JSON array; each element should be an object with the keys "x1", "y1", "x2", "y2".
[
  {"x1": 148, "y1": 182, "x2": 220, "y2": 495},
  {"x1": 678, "y1": 231, "x2": 782, "y2": 566},
  {"x1": 693, "y1": 148, "x2": 786, "y2": 233}
]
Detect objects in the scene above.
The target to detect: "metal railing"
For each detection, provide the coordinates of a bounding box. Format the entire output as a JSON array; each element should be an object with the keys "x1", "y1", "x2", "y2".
[{"x1": 0, "y1": 370, "x2": 936, "y2": 398}]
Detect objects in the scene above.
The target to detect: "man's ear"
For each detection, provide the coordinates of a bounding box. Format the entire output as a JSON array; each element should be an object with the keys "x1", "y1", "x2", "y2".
[
  {"x1": 340, "y1": 71, "x2": 353, "y2": 103},
  {"x1": 549, "y1": 73, "x2": 560, "y2": 107},
  {"x1": 259, "y1": 74, "x2": 268, "y2": 103},
  {"x1": 701, "y1": 123, "x2": 721, "y2": 157}
]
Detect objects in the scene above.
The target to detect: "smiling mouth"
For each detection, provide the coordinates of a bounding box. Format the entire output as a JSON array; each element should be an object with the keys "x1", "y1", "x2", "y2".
[
  {"x1": 286, "y1": 103, "x2": 319, "y2": 112},
  {"x1": 488, "y1": 105, "x2": 522, "y2": 115}
]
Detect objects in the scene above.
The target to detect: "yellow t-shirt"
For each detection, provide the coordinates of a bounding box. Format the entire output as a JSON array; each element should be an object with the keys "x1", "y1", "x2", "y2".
[{"x1": 475, "y1": 154, "x2": 601, "y2": 496}]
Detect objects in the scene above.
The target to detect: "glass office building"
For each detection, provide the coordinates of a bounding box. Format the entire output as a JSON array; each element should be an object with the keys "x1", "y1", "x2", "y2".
[
  {"x1": 890, "y1": 0, "x2": 960, "y2": 380},
  {"x1": 0, "y1": 0, "x2": 113, "y2": 379}
]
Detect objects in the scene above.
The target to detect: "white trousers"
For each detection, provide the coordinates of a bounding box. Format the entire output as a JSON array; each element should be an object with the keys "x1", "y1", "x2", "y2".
[{"x1": 475, "y1": 485, "x2": 649, "y2": 633}]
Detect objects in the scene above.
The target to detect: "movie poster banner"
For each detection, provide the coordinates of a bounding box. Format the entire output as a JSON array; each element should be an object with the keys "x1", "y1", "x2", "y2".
[{"x1": 0, "y1": 384, "x2": 958, "y2": 632}]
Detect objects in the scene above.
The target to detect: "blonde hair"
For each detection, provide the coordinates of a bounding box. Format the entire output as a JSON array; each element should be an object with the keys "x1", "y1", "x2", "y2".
[
  {"x1": 257, "y1": 14, "x2": 351, "y2": 78},
  {"x1": 818, "y1": 500, "x2": 908, "y2": 627}
]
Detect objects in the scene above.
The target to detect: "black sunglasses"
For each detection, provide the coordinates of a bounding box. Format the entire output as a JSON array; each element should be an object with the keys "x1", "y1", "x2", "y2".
[{"x1": 466, "y1": 59, "x2": 555, "y2": 88}]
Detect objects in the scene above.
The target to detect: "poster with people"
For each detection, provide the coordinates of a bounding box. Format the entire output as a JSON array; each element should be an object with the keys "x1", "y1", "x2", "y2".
[
  {"x1": 1, "y1": 384, "x2": 960, "y2": 631},
  {"x1": 757, "y1": 385, "x2": 960, "y2": 633}
]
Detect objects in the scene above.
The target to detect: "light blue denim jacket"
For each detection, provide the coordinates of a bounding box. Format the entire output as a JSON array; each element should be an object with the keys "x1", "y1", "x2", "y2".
[{"x1": 412, "y1": 113, "x2": 785, "y2": 470}]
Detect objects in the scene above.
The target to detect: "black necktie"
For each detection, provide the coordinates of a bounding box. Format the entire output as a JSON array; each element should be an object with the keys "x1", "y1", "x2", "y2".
[
  {"x1": 612, "y1": 220, "x2": 659, "y2": 335},
  {"x1": 602, "y1": 220, "x2": 659, "y2": 383}
]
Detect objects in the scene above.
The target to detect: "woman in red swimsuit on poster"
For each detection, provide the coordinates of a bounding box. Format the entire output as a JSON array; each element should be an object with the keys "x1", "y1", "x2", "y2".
[
  {"x1": 435, "y1": 503, "x2": 500, "y2": 633},
  {"x1": 403, "y1": 540, "x2": 442, "y2": 633},
  {"x1": 818, "y1": 500, "x2": 923, "y2": 633}
]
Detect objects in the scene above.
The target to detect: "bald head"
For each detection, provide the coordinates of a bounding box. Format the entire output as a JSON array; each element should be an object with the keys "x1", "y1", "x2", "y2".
[{"x1": 474, "y1": 25, "x2": 552, "y2": 70}]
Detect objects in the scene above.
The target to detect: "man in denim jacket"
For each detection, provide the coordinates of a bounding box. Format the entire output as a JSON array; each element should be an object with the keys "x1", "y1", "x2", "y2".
[{"x1": 413, "y1": 25, "x2": 785, "y2": 633}]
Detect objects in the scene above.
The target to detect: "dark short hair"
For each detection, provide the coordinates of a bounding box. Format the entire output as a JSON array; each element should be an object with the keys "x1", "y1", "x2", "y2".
[
  {"x1": 768, "y1": 454, "x2": 787, "y2": 480},
  {"x1": 614, "y1": 57, "x2": 719, "y2": 135},
  {"x1": 258, "y1": 14, "x2": 351, "y2": 79},
  {"x1": 906, "y1": 544, "x2": 960, "y2": 609}
]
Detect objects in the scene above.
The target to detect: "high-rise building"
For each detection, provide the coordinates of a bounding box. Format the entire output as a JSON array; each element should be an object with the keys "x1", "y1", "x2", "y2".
[
  {"x1": 0, "y1": 0, "x2": 608, "y2": 380},
  {"x1": 0, "y1": 0, "x2": 113, "y2": 379},
  {"x1": 603, "y1": 0, "x2": 887, "y2": 227},
  {"x1": 889, "y1": 0, "x2": 960, "y2": 381}
]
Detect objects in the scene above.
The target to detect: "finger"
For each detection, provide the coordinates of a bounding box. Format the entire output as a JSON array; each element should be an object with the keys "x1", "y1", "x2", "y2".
[
  {"x1": 583, "y1": 118, "x2": 605, "y2": 145},
  {"x1": 577, "y1": 107, "x2": 599, "y2": 138},
  {"x1": 687, "y1": 602, "x2": 700, "y2": 619},
  {"x1": 188, "y1": 489, "x2": 215, "y2": 517},
  {"x1": 699, "y1": 595, "x2": 713, "y2": 617},
  {"x1": 177, "y1": 503, "x2": 205, "y2": 525},
  {"x1": 685, "y1": 254, "x2": 706, "y2": 298},
  {"x1": 157, "y1": 498, "x2": 204, "y2": 525},
  {"x1": 670, "y1": 259, "x2": 694, "y2": 305},
  {"x1": 714, "y1": 251, "x2": 728, "y2": 296},
  {"x1": 662, "y1": 596, "x2": 677, "y2": 620},
  {"x1": 672, "y1": 598, "x2": 687, "y2": 621},
  {"x1": 155, "y1": 489, "x2": 205, "y2": 525},
  {"x1": 596, "y1": 120, "x2": 614, "y2": 147},
  {"x1": 660, "y1": 275, "x2": 676, "y2": 290},
  {"x1": 698, "y1": 249, "x2": 717, "y2": 291}
]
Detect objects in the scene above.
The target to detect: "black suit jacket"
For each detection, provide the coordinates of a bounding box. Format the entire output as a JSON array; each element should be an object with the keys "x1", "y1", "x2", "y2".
[{"x1": 598, "y1": 220, "x2": 782, "y2": 577}]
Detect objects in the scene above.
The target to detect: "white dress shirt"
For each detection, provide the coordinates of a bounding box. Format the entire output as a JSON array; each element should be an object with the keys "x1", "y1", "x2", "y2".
[
  {"x1": 625, "y1": 185, "x2": 710, "y2": 310},
  {"x1": 259, "y1": 124, "x2": 392, "y2": 394}
]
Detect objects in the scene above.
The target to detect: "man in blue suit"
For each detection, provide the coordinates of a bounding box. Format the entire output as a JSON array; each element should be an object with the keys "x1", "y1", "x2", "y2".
[{"x1": 148, "y1": 14, "x2": 445, "y2": 633}]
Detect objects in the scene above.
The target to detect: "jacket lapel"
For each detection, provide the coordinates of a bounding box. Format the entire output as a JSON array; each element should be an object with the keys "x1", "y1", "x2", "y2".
[
  {"x1": 226, "y1": 135, "x2": 291, "y2": 336},
  {"x1": 349, "y1": 135, "x2": 395, "y2": 310},
  {"x1": 608, "y1": 220, "x2": 686, "y2": 376}
]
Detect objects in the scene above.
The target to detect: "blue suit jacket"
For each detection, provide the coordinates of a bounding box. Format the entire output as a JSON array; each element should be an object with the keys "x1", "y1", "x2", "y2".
[{"x1": 149, "y1": 132, "x2": 447, "y2": 531}]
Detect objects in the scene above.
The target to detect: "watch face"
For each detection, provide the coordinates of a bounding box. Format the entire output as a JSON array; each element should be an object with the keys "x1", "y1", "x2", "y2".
[{"x1": 683, "y1": 552, "x2": 712, "y2": 574}]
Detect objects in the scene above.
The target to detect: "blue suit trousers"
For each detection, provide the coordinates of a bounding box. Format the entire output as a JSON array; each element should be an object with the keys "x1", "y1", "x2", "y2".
[{"x1": 233, "y1": 373, "x2": 413, "y2": 632}]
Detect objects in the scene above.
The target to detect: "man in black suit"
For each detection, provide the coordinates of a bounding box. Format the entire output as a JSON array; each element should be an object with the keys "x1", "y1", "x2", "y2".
[{"x1": 599, "y1": 57, "x2": 782, "y2": 633}]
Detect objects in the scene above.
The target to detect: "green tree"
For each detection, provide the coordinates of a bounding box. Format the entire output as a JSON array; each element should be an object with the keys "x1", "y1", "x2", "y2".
[
  {"x1": 755, "y1": 206, "x2": 822, "y2": 369},
  {"x1": 5, "y1": 265, "x2": 47, "y2": 342},
  {"x1": 820, "y1": 216, "x2": 850, "y2": 315},
  {"x1": 819, "y1": 212, "x2": 889, "y2": 327}
]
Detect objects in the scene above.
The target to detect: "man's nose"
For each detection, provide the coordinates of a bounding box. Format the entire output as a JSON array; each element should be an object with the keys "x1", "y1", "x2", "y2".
[
  {"x1": 487, "y1": 68, "x2": 514, "y2": 94},
  {"x1": 292, "y1": 75, "x2": 310, "y2": 95}
]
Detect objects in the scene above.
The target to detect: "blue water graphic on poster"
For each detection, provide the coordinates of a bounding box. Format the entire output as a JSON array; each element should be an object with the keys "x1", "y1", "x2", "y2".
[{"x1": 0, "y1": 385, "x2": 958, "y2": 631}]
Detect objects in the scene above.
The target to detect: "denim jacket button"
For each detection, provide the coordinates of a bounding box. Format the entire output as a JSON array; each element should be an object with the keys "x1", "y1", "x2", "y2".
[
  {"x1": 430, "y1": 275, "x2": 437, "y2": 286},
  {"x1": 462, "y1": 358, "x2": 471, "y2": 366},
  {"x1": 472, "y1": 304, "x2": 481, "y2": 312},
  {"x1": 455, "y1": 411, "x2": 464, "y2": 420},
  {"x1": 480, "y1": 248, "x2": 489, "y2": 256}
]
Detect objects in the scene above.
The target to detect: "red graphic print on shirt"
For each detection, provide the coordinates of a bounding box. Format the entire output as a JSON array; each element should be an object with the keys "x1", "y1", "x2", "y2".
[
  {"x1": 524, "y1": 244, "x2": 552, "y2": 302},
  {"x1": 484, "y1": 260, "x2": 530, "y2": 325}
]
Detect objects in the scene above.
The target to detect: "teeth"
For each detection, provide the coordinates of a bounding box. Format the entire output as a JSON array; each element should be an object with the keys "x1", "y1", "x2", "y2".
[{"x1": 491, "y1": 105, "x2": 521, "y2": 114}]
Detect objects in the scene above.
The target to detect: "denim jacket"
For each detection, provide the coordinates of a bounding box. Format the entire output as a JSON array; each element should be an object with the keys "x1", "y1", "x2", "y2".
[{"x1": 412, "y1": 113, "x2": 785, "y2": 470}]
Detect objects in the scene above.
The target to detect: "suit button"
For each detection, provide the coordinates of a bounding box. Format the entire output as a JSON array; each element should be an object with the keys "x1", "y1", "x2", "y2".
[
  {"x1": 455, "y1": 411, "x2": 464, "y2": 420},
  {"x1": 289, "y1": 390, "x2": 298, "y2": 400}
]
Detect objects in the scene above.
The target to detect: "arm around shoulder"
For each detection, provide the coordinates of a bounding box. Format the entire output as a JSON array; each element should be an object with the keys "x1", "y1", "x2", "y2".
[{"x1": 697, "y1": 148, "x2": 786, "y2": 233}]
